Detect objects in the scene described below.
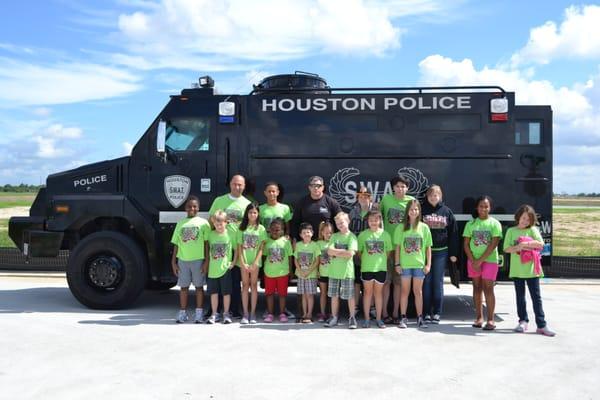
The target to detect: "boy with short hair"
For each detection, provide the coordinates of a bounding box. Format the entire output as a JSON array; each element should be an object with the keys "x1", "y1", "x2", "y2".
[
  {"x1": 171, "y1": 196, "x2": 211, "y2": 323},
  {"x1": 294, "y1": 222, "x2": 320, "y2": 323},
  {"x1": 326, "y1": 212, "x2": 359, "y2": 329}
]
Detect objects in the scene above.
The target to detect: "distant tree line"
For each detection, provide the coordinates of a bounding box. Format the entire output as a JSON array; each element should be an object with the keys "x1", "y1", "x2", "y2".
[
  {"x1": 1, "y1": 184, "x2": 43, "y2": 193},
  {"x1": 554, "y1": 192, "x2": 600, "y2": 197}
]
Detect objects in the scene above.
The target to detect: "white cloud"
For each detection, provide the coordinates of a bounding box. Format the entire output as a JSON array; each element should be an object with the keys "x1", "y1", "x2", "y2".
[
  {"x1": 122, "y1": 141, "x2": 134, "y2": 155},
  {"x1": 0, "y1": 119, "x2": 90, "y2": 184},
  {"x1": 0, "y1": 57, "x2": 142, "y2": 107},
  {"x1": 417, "y1": 54, "x2": 600, "y2": 194},
  {"x1": 112, "y1": 0, "x2": 448, "y2": 69},
  {"x1": 511, "y1": 5, "x2": 600, "y2": 66}
]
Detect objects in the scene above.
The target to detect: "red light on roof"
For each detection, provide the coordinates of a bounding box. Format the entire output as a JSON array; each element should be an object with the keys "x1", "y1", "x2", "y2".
[{"x1": 491, "y1": 113, "x2": 508, "y2": 122}]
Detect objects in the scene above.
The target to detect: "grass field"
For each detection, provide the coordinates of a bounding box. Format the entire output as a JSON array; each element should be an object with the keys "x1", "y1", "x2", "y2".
[
  {"x1": 552, "y1": 207, "x2": 600, "y2": 256},
  {"x1": 0, "y1": 192, "x2": 36, "y2": 208},
  {"x1": 0, "y1": 219, "x2": 11, "y2": 247}
]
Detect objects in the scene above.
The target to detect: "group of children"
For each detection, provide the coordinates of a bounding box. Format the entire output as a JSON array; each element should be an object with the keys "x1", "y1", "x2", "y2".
[{"x1": 170, "y1": 179, "x2": 555, "y2": 336}]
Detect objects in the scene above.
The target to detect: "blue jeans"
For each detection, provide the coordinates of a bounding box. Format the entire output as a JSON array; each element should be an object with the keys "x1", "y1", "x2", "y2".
[
  {"x1": 514, "y1": 277, "x2": 547, "y2": 328},
  {"x1": 423, "y1": 249, "x2": 447, "y2": 316}
]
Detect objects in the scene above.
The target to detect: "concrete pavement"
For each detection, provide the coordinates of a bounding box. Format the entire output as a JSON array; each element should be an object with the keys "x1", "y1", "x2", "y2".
[{"x1": 0, "y1": 274, "x2": 597, "y2": 400}]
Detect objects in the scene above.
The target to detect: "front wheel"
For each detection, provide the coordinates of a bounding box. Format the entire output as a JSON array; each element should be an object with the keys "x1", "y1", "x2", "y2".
[{"x1": 67, "y1": 231, "x2": 148, "y2": 309}]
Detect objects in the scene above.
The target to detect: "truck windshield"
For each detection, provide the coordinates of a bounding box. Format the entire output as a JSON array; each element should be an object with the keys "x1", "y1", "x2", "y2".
[{"x1": 165, "y1": 118, "x2": 210, "y2": 151}]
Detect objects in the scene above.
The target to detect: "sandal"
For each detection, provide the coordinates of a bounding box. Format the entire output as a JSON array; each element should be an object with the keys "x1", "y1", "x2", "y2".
[
  {"x1": 482, "y1": 322, "x2": 496, "y2": 330},
  {"x1": 472, "y1": 321, "x2": 483, "y2": 328},
  {"x1": 383, "y1": 316, "x2": 394, "y2": 324}
]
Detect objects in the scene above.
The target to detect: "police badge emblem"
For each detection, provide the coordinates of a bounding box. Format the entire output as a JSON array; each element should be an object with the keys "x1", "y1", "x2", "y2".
[{"x1": 164, "y1": 175, "x2": 191, "y2": 208}]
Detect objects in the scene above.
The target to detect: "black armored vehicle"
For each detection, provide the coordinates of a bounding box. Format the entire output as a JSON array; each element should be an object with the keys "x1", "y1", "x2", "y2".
[{"x1": 9, "y1": 72, "x2": 553, "y2": 309}]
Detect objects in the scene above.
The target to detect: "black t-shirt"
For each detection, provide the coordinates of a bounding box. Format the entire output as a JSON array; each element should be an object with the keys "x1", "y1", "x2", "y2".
[{"x1": 290, "y1": 194, "x2": 342, "y2": 240}]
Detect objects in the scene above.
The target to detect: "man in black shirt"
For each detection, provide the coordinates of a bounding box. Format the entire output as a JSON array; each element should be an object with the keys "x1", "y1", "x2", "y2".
[{"x1": 290, "y1": 176, "x2": 342, "y2": 242}]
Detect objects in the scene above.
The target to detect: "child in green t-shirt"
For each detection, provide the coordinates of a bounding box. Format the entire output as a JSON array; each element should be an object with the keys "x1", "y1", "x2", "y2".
[
  {"x1": 503, "y1": 204, "x2": 555, "y2": 336},
  {"x1": 462, "y1": 195, "x2": 502, "y2": 330},
  {"x1": 394, "y1": 200, "x2": 432, "y2": 329},
  {"x1": 259, "y1": 181, "x2": 292, "y2": 233},
  {"x1": 236, "y1": 202, "x2": 267, "y2": 325},
  {"x1": 316, "y1": 221, "x2": 334, "y2": 323},
  {"x1": 205, "y1": 210, "x2": 235, "y2": 325},
  {"x1": 294, "y1": 222, "x2": 320, "y2": 323},
  {"x1": 170, "y1": 196, "x2": 210, "y2": 323},
  {"x1": 326, "y1": 212, "x2": 359, "y2": 329},
  {"x1": 263, "y1": 218, "x2": 293, "y2": 323},
  {"x1": 357, "y1": 210, "x2": 392, "y2": 328}
]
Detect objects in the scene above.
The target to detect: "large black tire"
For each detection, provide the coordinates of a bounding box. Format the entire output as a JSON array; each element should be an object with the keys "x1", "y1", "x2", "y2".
[{"x1": 67, "y1": 231, "x2": 148, "y2": 309}]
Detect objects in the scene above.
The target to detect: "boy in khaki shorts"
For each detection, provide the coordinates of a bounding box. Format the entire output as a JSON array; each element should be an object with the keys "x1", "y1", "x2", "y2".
[{"x1": 171, "y1": 196, "x2": 211, "y2": 323}]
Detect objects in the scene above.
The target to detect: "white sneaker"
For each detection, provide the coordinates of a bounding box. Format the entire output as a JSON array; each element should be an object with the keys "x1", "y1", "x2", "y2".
[
  {"x1": 536, "y1": 326, "x2": 556, "y2": 337},
  {"x1": 223, "y1": 312, "x2": 232, "y2": 324},
  {"x1": 206, "y1": 314, "x2": 217, "y2": 324},
  {"x1": 175, "y1": 310, "x2": 188, "y2": 323},
  {"x1": 514, "y1": 320, "x2": 528, "y2": 333},
  {"x1": 325, "y1": 316, "x2": 339, "y2": 328},
  {"x1": 432, "y1": 314, "x2": 441, "y2": 324},
  {"x1": 398, "y1": 317, "x2": 408, "y2": 329},
  {"x1": 240, "y1": 316, "x2": 249, "y2": 325},
  {"x1": 194, "y1": 309, "x2": 205, "y2": 324}
]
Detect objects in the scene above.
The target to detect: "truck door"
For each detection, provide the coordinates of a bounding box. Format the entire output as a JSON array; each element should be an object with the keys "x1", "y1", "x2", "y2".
[{"x1": 511, "y1": 105, "x2": 553, "y2": 257}]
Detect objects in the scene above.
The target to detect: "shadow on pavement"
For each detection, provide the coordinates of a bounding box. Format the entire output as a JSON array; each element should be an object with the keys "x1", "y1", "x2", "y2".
[{"x1": 0, "y1": 286, "x2": 507, "y2": 334}]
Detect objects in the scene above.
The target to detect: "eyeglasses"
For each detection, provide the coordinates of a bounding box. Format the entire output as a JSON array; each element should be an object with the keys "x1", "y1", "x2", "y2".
[{"x1": 309, "y1": 184, "x2": 323, "y2": 189}]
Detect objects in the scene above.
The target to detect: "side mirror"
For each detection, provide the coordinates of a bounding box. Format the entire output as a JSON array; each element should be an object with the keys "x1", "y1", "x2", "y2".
[{"x1": 156, "y1": 120, "x2": 166, "y2": 162}]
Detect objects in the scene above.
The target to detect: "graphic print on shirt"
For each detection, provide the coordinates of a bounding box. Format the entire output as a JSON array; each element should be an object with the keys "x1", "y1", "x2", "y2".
[
  {"x1": 320, "y1": 249, "x2": 330, "y2": 265},
  {"x1": 225, "y1": 208, "x2": 242, "y2": 224},
  {"x1": 423, "y1": 214, "x2": 447, "y2": 229},
  {"x1": 387, "y1": 208, "x2": 404, "y2": 224},
  {"x1": 181, "y1": 226, "x2": 200, "y2": 243},
  {"x1": 404, "y1": 236, "x2": 422, "y2": 254},
  {"x1": 298, "y1": 252, "x2": 313, "y2": 270},
  {"x1": 366, "y1": 240, "x2": 385, "y2": 255},
  {"x1": 211, "y1": 243, "x2": 227, "y2": 259},
  {"x1": 473, "y1": 230, "x2": 491, "y2": 246},
  {"x1": 269, "y1": 247, "x2": 284, "y2": 263},
  {"x1": 242, "y1": 232, "x2": 259, "y2": 249}
]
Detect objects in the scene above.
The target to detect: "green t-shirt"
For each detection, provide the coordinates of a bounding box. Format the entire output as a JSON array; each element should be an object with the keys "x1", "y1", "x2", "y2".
[
  {"x1": 380, "y1": 194, "x2": 415, "y2": 236},
  {"x1": 259, "y1": 203, "x2": 292, "y2": 229},
  {"x1": 317, "y1": 240, "x2": 331, "y2": 278},
  {"x1": 235, "y1": 224, "x2": 267, "y2": 267},
  {"x1": 393, "y1": 222, "x2": 433, "y2": 269},
  {"x1": 263, "y1": 237, "x2": 292, "y2": 278},
  {"x1": 208, "y1": 194, "x2": 251, "y2": 235},
  {"x1": 206, "y1": 230, "x2": 233, "y2": 278},
  {"x1": 327, "y1": 232, "x2": 358, "y2": 279},
  {"x1": 504, "y1": 226, "x2": 544, "y2": 278},
  {"x1": 170, "y1": 216, "x2": 210, "y2": 261},
  {"x1": 463, "y1": 217, "x2": 503, "y2": 263},
  {"x1": 294, "y1": 241, "x2": 320, "y2": 279},
  {"x1": 358, "y1": 229, "x2": 392, "y2": 273}
]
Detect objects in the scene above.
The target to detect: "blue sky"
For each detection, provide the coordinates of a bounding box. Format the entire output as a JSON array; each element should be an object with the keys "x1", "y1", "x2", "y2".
[{"x1": 1, "y1": 0, "x2": 599, "y2": 193}]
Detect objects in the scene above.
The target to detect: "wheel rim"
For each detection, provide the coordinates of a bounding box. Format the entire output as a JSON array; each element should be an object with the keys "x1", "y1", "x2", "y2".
[{"x1": 85, "y1": 255, "x2": 123, "y2": 290}]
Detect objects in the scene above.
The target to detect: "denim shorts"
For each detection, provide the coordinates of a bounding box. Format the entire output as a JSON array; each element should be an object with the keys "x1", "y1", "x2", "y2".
[{"x1": 401, "y1": 267, "x2": 425, "y2": 279}]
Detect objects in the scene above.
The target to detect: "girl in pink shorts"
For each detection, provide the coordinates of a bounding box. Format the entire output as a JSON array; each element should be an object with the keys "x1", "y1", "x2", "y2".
[{"x1": 463, "y1": 196, "x2": 502, "y2": 330}]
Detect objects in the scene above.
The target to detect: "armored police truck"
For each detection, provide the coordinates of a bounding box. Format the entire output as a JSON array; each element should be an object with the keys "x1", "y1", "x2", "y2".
[{"x1": 9, "y1": 72, "x2": 552, "y2": 309}]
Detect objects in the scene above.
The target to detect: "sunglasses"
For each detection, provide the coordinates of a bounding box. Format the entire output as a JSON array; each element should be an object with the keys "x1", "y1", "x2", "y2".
[{"x1": 309, "y1": 184, "x2": 323, "y2": 188}]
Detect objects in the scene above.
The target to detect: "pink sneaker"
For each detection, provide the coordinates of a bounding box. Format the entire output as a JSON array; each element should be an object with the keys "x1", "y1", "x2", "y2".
[
  {"x1": 264, "y1": 313, "x2": 274, "y2": 323},
  {"x1": 317, "y1": 313, "x2": 326, "y2": 323},
  {"x1": 279, "y1": 313, "x2": 289, "y2": 323}
]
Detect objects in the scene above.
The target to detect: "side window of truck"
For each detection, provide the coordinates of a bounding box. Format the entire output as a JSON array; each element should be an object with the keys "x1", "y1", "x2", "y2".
[
  {"x1": 515, "y1": 121, "x2": 542, "y2": 145},
  {"x1": 165, "y1": 118, "x2": 210, "y2": 151}
]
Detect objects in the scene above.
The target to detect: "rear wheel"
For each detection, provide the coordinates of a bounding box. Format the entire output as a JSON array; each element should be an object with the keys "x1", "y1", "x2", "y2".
[{"x1": 67, "y1": 231, "x2": 147, "y2": 309}]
